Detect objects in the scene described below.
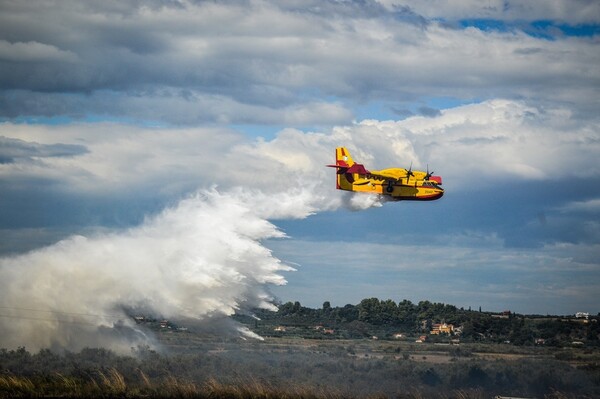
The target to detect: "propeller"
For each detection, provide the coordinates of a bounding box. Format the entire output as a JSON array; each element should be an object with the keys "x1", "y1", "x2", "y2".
[
  {"x1": 406, "y1": 162, "x2": 414, "y2": 178},
  {"x1": 425, "y1": 164, "x2": 434, "y2": 180}
]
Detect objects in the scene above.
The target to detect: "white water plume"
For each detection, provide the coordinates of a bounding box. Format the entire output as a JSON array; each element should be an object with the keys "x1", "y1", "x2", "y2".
[
  {"x1": 0, "y1": 189, "x2": 294, "y2": 352},
  {"x1": 342, "y1": 192, "x2": 385, "y2": 211}
]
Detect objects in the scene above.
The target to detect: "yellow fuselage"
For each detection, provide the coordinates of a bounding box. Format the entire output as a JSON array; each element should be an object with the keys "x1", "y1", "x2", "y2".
[{"x1": 339, "y1": 172, "x2": 443, "y2": 201}]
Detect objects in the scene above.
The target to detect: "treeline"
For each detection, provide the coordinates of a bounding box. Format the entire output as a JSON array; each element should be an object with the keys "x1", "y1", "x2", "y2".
[{"x1": 243, "y1": 298, "x2": 600, "y2": 346}]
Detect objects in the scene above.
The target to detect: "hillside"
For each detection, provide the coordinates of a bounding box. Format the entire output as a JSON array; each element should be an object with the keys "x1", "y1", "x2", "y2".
[
  {"x1": 233, "y1": 298, "x2": 600, "y2": 347},
  {"x1": 2, "y1": 298, "x2": 599, "y2": 398}
]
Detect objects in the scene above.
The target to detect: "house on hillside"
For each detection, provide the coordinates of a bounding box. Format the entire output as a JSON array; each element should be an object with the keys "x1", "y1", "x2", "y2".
[
  {"x1": 160, "y1": 320, "x2": 170, "y2": 329},
  {"x1": 430, "y1": 323, "x2": 454, "y2": 335},
  {"x1": 492, "y1": 310, "x2": 512, "y2": 319}
]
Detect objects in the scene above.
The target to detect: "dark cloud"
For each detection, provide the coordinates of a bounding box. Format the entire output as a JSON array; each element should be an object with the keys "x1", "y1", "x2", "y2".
[
  {"x1": 0, "y1": 176, "x2": 169, "y2": 254},
  {"x1": 391, "y1": 107, "x2": 414, "y2": 117},
  {"x1": 0, "y1": 227, "x2": 95, "y2": 255},
  {"x1": 417, "y1": 106, "x2": 441, "y2": 117},
  {"x1": 0, "y1": 136, "x2": 88, "y2": 163},
  {"x1": 455, "y1": 136, "x2": 510, "y2": 145},
  {"x1": 0, "y1": 1, "x2": 598, "y2": 125},
  {"x1": 513, "y1": 47, "x2": 543, "y2": 55}
]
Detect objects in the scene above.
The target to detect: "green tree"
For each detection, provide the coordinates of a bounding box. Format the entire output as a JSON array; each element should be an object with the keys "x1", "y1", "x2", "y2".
[
  {"x1": 397, "y1": 299, "x2": 417, "y2": 328},
  {"x1": 379, "y1": 299, "x2": 398, "y2": 324},
  {"x1": 358, "y1": 298, "x2": 383, "y2": 324}
]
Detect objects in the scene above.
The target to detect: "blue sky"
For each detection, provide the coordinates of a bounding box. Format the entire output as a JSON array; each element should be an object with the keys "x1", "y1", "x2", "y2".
[{"x1": 1, "y1": 0, "x2": 599, "y2": 349}]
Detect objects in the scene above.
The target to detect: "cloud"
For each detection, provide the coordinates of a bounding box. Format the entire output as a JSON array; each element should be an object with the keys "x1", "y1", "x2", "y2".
[
  {"x1": 0, "y1": 90, "x2": 353, "y2": 126},
  {"x1": 418, "y1": 106, "x2": 441, "y2": 117},
  {"x1": 0, "y1": 136, "x2": 88, "y2": 164},
  {"x1": 377, "y1": 0, "x2": 600, "y2": 24},
  {"x1": 396, "y1": 100, "x2": 600, "y2": 182},
  {"x1": 0, "y1": 122, "x2": 245, "y2": 197},
  {"x1": 0, "y1": 40, "x2": 78, "y2": 63},
  {"x1": 0, "y1": 1, "x2": 598, "y2": 124},
  {"x1": 558, "y1": 198, "x2": 600, "y2": 214},
  {"x1": 1, "y1": 98, "x2": 598, "y2": 216}
]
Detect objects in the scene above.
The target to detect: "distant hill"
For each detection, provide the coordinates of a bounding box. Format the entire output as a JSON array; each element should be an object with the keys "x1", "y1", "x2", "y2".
[{"x1": 234, "y1": 298, "x2": 600, "y2": 347}]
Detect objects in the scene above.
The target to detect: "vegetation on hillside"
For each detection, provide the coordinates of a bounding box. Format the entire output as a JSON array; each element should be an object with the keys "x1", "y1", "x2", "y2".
[
  {"x1": 236, "y1": 298, "x2": 600, "y2": 346},
  {"x1": 1, "y1": 298, "x2": 599, "y2": 398}
]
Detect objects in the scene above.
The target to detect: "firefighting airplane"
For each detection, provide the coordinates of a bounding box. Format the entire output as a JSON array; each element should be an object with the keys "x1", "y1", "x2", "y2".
[{"x1": 327, "y1": 147, "x2": 444, "y2": 201}]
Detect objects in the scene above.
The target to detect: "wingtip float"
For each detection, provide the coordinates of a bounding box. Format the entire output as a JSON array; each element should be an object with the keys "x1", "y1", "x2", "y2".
[{"x1": 327, "y1": 147, "x2": 444, "y2": 201}]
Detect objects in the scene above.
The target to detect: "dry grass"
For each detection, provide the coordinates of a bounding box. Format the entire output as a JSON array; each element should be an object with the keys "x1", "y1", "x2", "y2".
[
  {"x1": 0, "y1": 375, "x2": 35, "y2": 397},
  {"x1": 97, "y1": 367, "x2": 127, "y2": 394},
  {"x1": 0, "y1": 370, "x2": 581, "y2": 399}
]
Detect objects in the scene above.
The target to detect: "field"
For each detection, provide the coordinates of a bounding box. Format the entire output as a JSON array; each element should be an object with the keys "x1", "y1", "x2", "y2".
[{"x1": 1, "y1": 329, "x2": 600, "y2": 398}]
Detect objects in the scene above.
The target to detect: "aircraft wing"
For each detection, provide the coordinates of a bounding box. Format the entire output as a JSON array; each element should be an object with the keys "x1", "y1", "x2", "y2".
[{"x1": 369, "y1": 168, "x2": 408, "y2": 181}]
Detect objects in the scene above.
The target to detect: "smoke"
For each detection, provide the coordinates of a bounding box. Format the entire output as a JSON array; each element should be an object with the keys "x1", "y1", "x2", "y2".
[{"x1": 0, "y1": 189, "x2": 295, "y2": 352}]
